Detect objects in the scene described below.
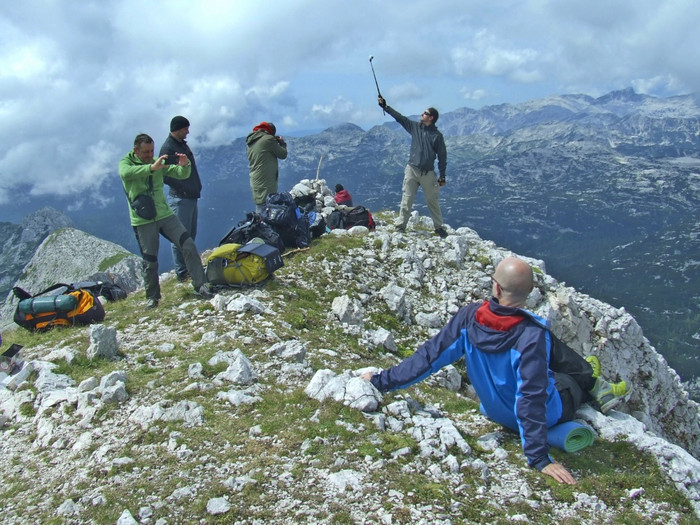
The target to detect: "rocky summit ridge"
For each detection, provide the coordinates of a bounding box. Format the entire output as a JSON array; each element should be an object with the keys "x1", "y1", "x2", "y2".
[
  {"x1": 0, "y1": 227, "x2": 143, "y2": 331},
  {"x1": 0, "y1": 179, "x2": 698, "y2": 523},
  {"x1": 0, "y1": 208, "x2": 73, "y2": 300}
]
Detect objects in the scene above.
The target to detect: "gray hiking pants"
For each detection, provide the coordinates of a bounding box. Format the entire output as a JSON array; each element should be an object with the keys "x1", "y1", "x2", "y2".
[
  {"x1": 398, "y1": 164, "x2": 444, "y2": 229},
  {"x1": 167, "y1": 195, "x2": 199, "y2": 279},
  {"x1": 133, "y1": 214, "x2": 206, "y2": 300}
]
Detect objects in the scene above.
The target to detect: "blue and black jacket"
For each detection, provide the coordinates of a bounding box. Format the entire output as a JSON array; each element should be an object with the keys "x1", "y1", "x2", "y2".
[{"x1": 371, "y1": 298, "x2": 562, "y2": 471}]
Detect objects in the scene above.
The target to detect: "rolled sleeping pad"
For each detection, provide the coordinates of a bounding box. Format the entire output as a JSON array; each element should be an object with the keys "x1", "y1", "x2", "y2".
[
  {"x1": 18, "y1": 294, "x2": 78, "y2": 315},
  {"x1": 547, "y1": 421, "x2": 596, "y2": 453}
]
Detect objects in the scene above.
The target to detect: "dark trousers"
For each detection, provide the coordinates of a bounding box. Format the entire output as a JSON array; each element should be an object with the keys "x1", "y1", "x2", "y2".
[
  {"x1": 133, "y1": 215, "x2": 206, "y2": 300},
  {"x1": 167, "y1": 196, "x2": 198, "y2": 278},
  {"x1": 550, "y1": 336, "x2": 596, "y2": 422}
]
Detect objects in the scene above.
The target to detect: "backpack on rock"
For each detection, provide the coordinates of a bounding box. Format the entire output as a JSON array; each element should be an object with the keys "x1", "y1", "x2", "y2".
[{"x1": 328, "y1": 206, "x2": 375, "y2": 231}]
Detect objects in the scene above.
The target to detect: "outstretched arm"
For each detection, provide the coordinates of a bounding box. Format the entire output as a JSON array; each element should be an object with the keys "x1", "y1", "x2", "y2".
[{"x1": 363, "y1": 307, "x2": 469, "y2": 392}]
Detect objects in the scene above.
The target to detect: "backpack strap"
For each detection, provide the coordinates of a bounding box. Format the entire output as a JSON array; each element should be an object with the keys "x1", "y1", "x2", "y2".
[{"x1": 13, "y1": 283, "x2": 73, "y2": 300}]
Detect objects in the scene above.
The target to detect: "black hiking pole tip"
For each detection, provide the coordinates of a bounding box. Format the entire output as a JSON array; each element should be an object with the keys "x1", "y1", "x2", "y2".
[{"x1": 369, "y1": 55, "x2": 385, "y2": 115}]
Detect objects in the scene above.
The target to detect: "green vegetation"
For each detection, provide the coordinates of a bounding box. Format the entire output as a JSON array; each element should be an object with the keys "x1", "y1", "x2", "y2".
[
  {"x1": 98, "y1": 251, "x2": 133, "y2": 272},
  {"x1": 0, "y1": 232, "x2": 693, "y2": 524}
]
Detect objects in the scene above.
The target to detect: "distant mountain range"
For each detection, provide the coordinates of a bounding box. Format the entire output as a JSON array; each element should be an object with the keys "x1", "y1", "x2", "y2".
[{"x1": 1, "y1": 88, "x2": 698, "y2": 382}]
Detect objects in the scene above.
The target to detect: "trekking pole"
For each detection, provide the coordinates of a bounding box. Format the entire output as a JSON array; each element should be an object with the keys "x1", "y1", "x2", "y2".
[
  {"x1": 315, "y1": 154, "x2": 324, "y2": 181},
  {"x1": 369, "y1": 55, "x2": 385, "y2": 115}
]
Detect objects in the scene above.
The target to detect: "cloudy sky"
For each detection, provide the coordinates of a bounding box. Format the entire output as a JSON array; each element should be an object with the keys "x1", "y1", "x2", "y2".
[{"x1": 1, "y1": 0, "x2": 698, "y2": 210}]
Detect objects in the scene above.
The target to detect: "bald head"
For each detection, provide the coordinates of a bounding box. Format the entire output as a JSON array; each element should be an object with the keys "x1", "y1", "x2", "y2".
[{"x1": 492, "y1": 257, "x2": 534, "y2": 307}]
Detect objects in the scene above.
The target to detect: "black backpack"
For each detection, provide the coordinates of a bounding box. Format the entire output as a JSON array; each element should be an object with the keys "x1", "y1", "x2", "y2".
[
  {"x1": 262, "y1": 192, "x2": 309, "y2": 248},
  {"x1": 220, "y1": 213, "x2": 285, "y2": 253},
  {"x1": 328, "y1": 206, "x2": 375, "y2": 231},
  {"x1": 71, "y1": 280, "x2": 128, "y2": 302},
  {"x1": 261, "y1": 192, "x2": 298, "y2": 229}
]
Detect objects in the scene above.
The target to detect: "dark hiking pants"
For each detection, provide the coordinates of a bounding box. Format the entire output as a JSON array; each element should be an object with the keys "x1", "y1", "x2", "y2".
[
  {"x1": 133, "y1": 214, "x2": 206, "y2": 301},
  {"x1": 549, "y1": 335, "x2": 596, "y2": 423}
]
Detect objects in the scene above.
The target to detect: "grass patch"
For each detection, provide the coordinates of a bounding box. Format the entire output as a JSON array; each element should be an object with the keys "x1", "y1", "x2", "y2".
[
  {"x1": 98, "y1": 252, "x2": 134, "y2": 272},
  {"x1": 550, "y1": 440, "x2": 695, "y2": 519}
]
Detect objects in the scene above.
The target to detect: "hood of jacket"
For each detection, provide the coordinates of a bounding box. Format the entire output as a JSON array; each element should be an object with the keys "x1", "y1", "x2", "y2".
[
  {"x1": 246, "y1": 130, "x2": 269, "y2": 147},
  {"x1": 465, "y1": 298, "x2": 533, "y2": 353}
]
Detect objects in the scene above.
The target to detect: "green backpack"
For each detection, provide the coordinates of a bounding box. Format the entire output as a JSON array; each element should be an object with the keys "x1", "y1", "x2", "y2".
[{"x1": 205, "y1": 242, "x2": 283, "y2": 286}]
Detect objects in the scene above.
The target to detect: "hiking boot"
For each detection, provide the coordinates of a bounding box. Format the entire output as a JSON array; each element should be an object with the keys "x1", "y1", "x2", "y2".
[
  {"x1": 585, "y1": 355, "x2": 601, "y2": 379},
  {"x1": 145, "y1": 298, "x2": 159, "y2": 310},
  {"x1": 434, "y1": 227, "x2": 448, "y2": 238},
  {"x1": 396, "y1": 225, "x2": 406, "y2": 233},
  {"x1": 176, "y1": 272, "x2": 190, "y2": 283},
  {"x1": 193, "y1": 283, "x2": 214, "y2": 300},
  {"x1": 590, "y1": 378, "x2": 629, "y2": 414}
]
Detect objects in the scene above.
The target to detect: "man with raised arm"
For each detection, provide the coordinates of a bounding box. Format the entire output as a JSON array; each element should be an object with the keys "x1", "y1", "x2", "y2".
[
  {"x1": 377, "y1": 96, "x2": 448, "y2": 238},
  {"x1": 363, "y1": 256, "x2": 629, "y2": 484}
]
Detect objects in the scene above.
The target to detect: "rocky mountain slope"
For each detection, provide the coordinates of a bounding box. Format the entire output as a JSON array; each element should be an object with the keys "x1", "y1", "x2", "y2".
[
  {"x1": 0, "y1": 227, "x2": 143, "y2": 331},
  {"x1": 156, "y1": 88, "x2": 700, "y2": 385},
  {"x1": 0, "y1": 208, "x2": 73, "y2": 300},
  {"x1": 3, "y1": 90, "x2": 697, "y2": 390},
  {"x1": 0, "y1": 183, "x2": 698, "y2": 523}
]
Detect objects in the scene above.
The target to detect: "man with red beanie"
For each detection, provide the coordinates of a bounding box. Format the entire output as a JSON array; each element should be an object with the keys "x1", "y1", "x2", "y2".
[{"x1": 246, "y1": 122, "x2": 288, "y2": 213}]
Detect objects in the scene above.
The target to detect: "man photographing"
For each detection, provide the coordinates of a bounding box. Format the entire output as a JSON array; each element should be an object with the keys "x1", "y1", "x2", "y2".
[
  {"x1": 119, "y1": 133, "x2": 212, "y2": 309},
  {"x1": 378, "y1": 96, "x2": 448, "y2": 238}
]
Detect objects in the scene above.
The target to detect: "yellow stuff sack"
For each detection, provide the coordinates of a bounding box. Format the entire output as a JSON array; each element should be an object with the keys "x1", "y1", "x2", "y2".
[{"x1": 205, "y1": 242, "x2": 282, "y2": 286}]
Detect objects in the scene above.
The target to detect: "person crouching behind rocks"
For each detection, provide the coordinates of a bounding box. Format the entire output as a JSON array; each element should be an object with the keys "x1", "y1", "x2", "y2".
[
  {"x1": 119, "y1": 133, "x2": 213, "y2": 310},
  {"x1": 334, "y1": 184, "x2": 353, "y2": 206}
]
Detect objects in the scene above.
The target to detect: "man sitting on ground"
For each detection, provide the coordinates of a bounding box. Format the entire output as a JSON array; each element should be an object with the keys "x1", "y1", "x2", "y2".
[
  {"x1": 334, "y1": 184, "x2": 353, "y2": 206},
  {"x1": 362, "y1": 256, "x2": 629, "y2": 484}
]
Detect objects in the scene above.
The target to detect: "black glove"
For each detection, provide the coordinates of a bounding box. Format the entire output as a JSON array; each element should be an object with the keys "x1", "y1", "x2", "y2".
[
  {"x1": 378, "y1": 96, "x2": 387, "y2": 109},
  {"x1": 438, "y1": 176, "x2": 446, "y2": 187}
]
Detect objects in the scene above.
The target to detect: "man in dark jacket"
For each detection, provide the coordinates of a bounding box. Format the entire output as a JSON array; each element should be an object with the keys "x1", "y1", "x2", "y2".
[
  {"x1": 378, "y1": 96, "x2": 448, "y2": 238},
  {"x1": 160, "y1": 116, "x2": 202, "y2": 282},
  {"x1": 362, "y1": 257, "x2": 629, "y2": 485}
]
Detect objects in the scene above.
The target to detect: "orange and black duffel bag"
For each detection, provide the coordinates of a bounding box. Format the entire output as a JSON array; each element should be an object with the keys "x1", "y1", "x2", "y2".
[{"x1": 12, "y1": 283, "x2": 106, "y2": 332}]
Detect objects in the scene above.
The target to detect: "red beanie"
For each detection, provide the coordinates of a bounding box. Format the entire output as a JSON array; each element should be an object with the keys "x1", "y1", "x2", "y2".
[{"x1": 252, "y1": 122, "x2": 276, "y2": 135}]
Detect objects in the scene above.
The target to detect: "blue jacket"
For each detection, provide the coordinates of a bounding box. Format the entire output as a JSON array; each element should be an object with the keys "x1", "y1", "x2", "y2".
[{"x1": 371, "y1": 298, "x2": 562, "y2": 470}]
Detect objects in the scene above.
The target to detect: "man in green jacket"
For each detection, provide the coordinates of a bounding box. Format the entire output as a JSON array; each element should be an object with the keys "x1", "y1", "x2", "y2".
[
  {"x1": 246, "y1": 122, "x2": 288, "y2": 213},
  {"x1": 119, "y1": 133, "x2": 213, "y2": 309}
]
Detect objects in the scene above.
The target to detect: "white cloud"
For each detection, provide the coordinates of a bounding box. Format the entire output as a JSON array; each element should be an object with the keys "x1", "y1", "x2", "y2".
[
  {"x1": 0, "y1": 0, "x2": 699, "y2": 208},
  {"x1": 451, "y1": 30, "x2": 543, "y2": 82},
  {"x1": 461, "y1": 88, "x2": 488, "y2": 102},
  {"x1": 386, "y1": 83, "x2": 425, "y2": 104},
  {"x1": 311, "y1": 96, "x2": 355, "y2": 123},
  {"x1": 281, "y1": 115, "x2": 297, "y2": 129}
]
